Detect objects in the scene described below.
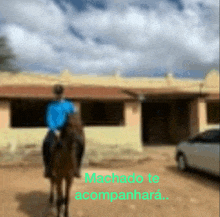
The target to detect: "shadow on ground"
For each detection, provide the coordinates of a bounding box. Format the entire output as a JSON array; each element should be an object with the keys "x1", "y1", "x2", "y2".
[
  {"x1": 166, "y1": 165, "x2": 220, "y2": 191},
  {"x1": 16, "y1": 191, "x2": 53, "y2": 217}
]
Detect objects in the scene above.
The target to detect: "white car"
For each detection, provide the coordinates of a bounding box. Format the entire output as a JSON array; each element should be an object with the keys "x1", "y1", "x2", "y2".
[{"x1": 176, "y1": 129, "x2": 220, "y2": 177}]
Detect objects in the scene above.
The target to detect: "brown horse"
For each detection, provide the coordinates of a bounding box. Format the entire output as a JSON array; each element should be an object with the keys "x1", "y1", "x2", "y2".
[{"x1": 49, "y1": 113, "x2": 84, "y2": 217}]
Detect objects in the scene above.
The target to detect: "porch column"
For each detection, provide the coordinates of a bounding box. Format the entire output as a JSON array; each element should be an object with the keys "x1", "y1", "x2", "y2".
[
  {"x1": 189, "y1": 98, "x2": 207, "y2": 136},
  {"x1": 0, "y1": 100, "x2": 11, "y2": 148},
  {"x1": 124, "y1": 101, "x2": 142, "y2": 152},
  {"x1": 0, "y1": 100, "x2": 10, "y2": 129}
]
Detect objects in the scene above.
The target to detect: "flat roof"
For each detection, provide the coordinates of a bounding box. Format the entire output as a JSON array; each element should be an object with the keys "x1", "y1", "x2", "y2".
[
  {"x1": 0, "y1": 85, "x2": 216, "y2": 101},
  {"x1": 121, "y1": 88, "x2": 209, "y2": 100},
  {"x1": 0, "y1": 85, "x2": 133, "y2": 101}
]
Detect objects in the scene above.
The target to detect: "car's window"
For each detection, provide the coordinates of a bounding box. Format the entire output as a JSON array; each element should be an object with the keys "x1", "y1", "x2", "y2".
[
  {"x1": 189, "y1": 130, "x2": 220, "y2": 143},
  {"x1": 208, "y1": 131, "x2": 220, "y2": 143},
  {"x1": 202, "y1": 130, "x2": 220, "y2": 143}
]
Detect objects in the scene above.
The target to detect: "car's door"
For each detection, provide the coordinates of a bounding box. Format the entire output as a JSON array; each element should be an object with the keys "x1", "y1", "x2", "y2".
[
  {"x1": 187, "y1": 134, "x2": 206, "y2": 168},
  {"x1": 208, "y1": 143, "x2": 220, "y2": 175},
  {"x1": 193, "y1": 130, "x2": 220, "y2": 174},
  {"x1": 184, "y1": 138, "x2": 199, "y2": 167},
  {"x1": 192, "y1": 140, "x2": 208, "y2": 171},
  {"x1": 204, "y1": 131, "x2": 220, "y2": 175}
]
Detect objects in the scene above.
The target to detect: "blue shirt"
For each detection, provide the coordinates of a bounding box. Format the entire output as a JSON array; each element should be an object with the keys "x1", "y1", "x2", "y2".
[{"x1": 46, "y1": 99, "x2": 76, "y2": 132}]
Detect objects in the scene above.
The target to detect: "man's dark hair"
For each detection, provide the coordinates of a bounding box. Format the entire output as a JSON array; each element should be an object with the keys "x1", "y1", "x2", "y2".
[{"x1": 53, "y1": 84, "x2": 64, "y2": 95}]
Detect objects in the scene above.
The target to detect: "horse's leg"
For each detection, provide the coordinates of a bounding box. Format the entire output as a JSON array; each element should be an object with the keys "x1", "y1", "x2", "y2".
[
  {"x1": 49, "y1": 177, "x2": 55, "y2": 204},
  {"x1": 64, "y1": 177, "x2": 73, "y2": 217},
  {"x1": 56, "y1": 179, "x2": 63, "y2": 217}
]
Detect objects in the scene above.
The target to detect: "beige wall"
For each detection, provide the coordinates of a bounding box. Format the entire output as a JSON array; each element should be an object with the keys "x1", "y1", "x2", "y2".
[{"x1": 0, "y1": 100, "x2": 10, "y2": 129}]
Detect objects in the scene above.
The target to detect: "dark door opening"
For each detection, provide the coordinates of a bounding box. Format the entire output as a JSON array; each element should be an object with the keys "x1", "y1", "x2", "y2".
[{"x1": 142, "y1": 103, "x2": 171, "y2": 145}]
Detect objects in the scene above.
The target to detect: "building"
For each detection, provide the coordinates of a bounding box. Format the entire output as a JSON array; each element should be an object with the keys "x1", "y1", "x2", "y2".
[{"x1": 0, "y1": 69, "x2": 219, "y2": 152}]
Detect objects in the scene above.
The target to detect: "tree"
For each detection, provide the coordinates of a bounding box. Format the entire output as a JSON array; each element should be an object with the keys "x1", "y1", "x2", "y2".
[{"x1": 0, "y1": 36, "x2": 19, "y2": 73}]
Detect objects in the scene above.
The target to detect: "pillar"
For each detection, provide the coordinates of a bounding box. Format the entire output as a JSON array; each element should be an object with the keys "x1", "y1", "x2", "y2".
[
  {"x1": 0, "y1": 100, "x2": 10, "y2": 129},
  {"x1": 124, "y1": 101, "x2": 142, "y2": 151},
  {"x1": 189, "y1": 98, "x2": 207, "y2": 137}
]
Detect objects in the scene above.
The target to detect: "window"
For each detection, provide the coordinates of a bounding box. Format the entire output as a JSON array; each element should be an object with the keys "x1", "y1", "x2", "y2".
[
  {"x1": 81, "y1": 101, "x2": 124, "y2": 126},
  {"x1": 11, "y1": 99, "x2": 49, "y2": 128},
  {"x1": 207, "y1": 102, "x2": 220, "y2": 124}
]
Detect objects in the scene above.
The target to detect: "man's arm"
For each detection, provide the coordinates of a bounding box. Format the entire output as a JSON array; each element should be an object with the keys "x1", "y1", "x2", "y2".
[{"x1": 68, "y1": 101, "x2": 78, "y2": 115}]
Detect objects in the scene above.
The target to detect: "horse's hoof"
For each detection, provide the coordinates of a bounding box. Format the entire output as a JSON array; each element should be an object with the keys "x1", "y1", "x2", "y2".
[{"x1": 74, "y1": 171, "x2": 81, "y2": 178}]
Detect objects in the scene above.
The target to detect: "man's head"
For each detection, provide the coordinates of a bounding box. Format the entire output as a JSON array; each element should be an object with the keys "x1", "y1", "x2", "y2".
[{"x1": 53, "y1": 84, "x2": 64, "y2": 100}]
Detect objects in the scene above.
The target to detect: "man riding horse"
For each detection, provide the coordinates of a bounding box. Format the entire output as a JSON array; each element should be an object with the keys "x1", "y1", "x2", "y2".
[{"x1": 42, "y1": 84, "x2": 84, "y2": 179}]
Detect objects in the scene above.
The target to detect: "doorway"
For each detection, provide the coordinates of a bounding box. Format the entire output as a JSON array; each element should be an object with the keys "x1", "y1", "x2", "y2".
[{"x1": 142, "y1": 103, "x2": 171, "y2": 144}]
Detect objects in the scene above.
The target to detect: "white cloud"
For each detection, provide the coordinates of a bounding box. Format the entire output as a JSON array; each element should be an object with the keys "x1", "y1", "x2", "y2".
[
  {"x1": 0, "y1": 0, "x2": 67, "y2": 36},
  {"x1": 0, "y1": 0, "x2": 219, "y2": 76},
  {"x1": 2, "y1": 24, "x2": 60, "y2": 65}
]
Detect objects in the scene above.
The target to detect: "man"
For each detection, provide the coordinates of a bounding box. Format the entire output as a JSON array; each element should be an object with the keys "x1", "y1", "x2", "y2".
[{"x1": 42, "y1": 84, "x2": 84, "y2": 178}]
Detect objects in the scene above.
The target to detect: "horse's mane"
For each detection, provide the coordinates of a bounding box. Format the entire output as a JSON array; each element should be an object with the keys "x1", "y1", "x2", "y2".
[
  {"x1": 66, "y1": 114, "x2": 83, "y2": 133},
  {"x1": 59, "y1": 113, "x2": 84, "y2": 146}
]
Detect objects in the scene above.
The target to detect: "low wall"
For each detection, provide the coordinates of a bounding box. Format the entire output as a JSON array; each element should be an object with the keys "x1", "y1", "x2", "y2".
[
  {"x1": 0, "y1": 128, "x2": 48, "y2": 148},
  {"x1": 85, "y1": 126, "x2": 142, "y2": 149},
  {"x1": 0, "y1": 126, "x2": 143, "y2": 163}
]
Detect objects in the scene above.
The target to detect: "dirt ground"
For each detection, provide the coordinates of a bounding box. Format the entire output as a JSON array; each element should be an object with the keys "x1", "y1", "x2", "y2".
[{"x1": 0, "y1": 146, "x2": 219, "y2": 217}]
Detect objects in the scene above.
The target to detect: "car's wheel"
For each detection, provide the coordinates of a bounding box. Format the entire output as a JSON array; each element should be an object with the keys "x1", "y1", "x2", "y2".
[{"x1": 177, "y1": 154, "x2": 188, "y2": 171}]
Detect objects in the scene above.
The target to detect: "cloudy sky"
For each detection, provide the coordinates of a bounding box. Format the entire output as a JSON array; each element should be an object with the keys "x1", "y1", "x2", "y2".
[{"x1": 0, "y1": 0, "x2": 219, "y2": 78}]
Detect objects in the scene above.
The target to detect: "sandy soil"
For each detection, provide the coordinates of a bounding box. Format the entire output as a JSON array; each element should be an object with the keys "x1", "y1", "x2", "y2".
[{"x1": 0, "y1": 146, "x2": 219, "y2": 217}]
